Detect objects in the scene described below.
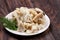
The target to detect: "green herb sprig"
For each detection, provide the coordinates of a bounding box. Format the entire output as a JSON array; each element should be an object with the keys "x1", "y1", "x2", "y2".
[{"x1": 0, "y1": 17, "x2": 17, "y2": 30}]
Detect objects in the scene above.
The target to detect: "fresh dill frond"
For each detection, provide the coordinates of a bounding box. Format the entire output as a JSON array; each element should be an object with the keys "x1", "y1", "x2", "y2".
[{"x1": 0, "y1": 17, "x2": 17, "y2": 30}]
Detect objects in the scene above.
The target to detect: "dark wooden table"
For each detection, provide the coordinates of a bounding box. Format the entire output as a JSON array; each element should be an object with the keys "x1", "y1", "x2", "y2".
[{"x1": 0, "y1": 0, "x2": 60, "y2": 40}]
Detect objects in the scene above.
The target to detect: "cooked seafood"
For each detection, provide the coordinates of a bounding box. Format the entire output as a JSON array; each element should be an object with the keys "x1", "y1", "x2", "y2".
[{"x1": 10, "y1": 7, "x2": 46, "y2": 33}]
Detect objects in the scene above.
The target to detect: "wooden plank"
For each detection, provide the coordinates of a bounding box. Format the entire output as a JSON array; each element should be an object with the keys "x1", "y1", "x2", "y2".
[{"x1": 0, "y1": 0, "x2": 60, "y2": 40}]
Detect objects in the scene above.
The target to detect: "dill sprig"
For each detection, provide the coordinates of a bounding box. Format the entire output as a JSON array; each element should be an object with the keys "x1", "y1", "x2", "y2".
[{"x1": 0, "y1": 17, "x2": 17, "y2": 30}]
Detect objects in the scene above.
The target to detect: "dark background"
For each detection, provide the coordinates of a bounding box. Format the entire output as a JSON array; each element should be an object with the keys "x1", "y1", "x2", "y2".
[{"x1": 0, "y1": 0, "x2": 60, "y2": 40}]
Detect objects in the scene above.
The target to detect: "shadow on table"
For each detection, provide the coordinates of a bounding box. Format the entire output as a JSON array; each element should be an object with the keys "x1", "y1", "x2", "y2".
[{"x1": 4, "y1": 24, "x2": 52, "y2": 40}]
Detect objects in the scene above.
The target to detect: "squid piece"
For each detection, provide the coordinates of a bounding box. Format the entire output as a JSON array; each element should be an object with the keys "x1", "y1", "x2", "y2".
[
  {"x1": 17, "y1": 21, "x2": 25, "y2": 32},
  {"x1": 35, "y1": 8, "x2": 45, "y2": 15},
  {"x1": 15, "y1": 8, "x2": 23, "y2": 16},
  {"x1": 35, "y1": 8, "x2": 43, "y2": 13},
  {"x1": 29, "y1": 9, "x2": 37, "y2": 17},
  {"x1": 24, "y1": 23, "x2": 32, "y2": 30},
  {"x1": 32, "y1": 13, "x2": 43, "y2": 23}
]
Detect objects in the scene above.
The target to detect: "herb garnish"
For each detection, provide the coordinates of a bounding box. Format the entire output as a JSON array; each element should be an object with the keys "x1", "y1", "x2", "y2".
[{"x1": 0, "y1": 17, "x2": 17, "y2": 30}]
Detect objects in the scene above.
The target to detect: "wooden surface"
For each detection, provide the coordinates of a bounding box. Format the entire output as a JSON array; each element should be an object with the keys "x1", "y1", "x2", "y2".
[{"x1": 0, "y1": 0, "x2": 60, "y2": 40}]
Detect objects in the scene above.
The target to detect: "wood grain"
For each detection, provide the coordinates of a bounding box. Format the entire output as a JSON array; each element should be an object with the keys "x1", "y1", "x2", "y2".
[{"x1": 0, "y1": 0, "x2": 60, "y2": 40}]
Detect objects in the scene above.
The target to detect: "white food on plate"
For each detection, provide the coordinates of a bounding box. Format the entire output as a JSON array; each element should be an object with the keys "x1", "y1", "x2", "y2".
[{"x1": 6, "y1": 7, "x2": 49, "y2": 34}]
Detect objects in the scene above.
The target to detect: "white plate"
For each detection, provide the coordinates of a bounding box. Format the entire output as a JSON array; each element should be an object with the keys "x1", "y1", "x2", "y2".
[{"x1": 5, "y1": 12, "x2": 50, "y2": 36}]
